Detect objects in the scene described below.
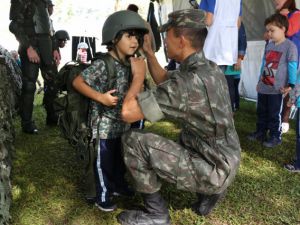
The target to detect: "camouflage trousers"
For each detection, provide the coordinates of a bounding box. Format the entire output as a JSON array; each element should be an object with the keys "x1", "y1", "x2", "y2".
[{"x1": 122, "y1": 130, "x2": 206, "y2": 194}]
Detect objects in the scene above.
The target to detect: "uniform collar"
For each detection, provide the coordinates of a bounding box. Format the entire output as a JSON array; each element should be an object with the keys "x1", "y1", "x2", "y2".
[{"x1": 179, "y1": 51, "x2": 207, "y2": 72}]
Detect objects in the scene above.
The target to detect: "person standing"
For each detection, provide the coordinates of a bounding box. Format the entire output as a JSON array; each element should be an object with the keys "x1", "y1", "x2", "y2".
[
  {"x1": 9, "y1": 0, "x2": 60, "y2": 133},
  {"x1": 247, "y1": 13, "x2": 298, "y2": 148},
  {"x1": 117, "y1": 9, "x2": 241, "y2": 225},
  {"x1": 274, "y1": 0, "x2": 300, "y2": 133},
  {"x1": 72, "y1": 10, "x2": 148, "y2": 211},
  {"x1": 199, "y1": 0, "x2": 242, "y2": 70}
]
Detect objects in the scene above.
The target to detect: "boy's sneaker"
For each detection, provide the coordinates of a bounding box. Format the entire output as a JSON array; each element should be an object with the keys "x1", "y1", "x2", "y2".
[
  {"x1": 247, "y1": 131, "x2": 266, "y2": 142},
  {"x1": 262, "y1": 136, "x2": 281, "y2": 148},
  {"x1": 284, "y1": 164, "x2": 300, "y2": 173},
  {"x1": 282, "y1": 122, "x2": 289, "y2": 133},
  {"x1": 112, "y1": 186, "x2": 135, "y2": 197},
  {"x1": 95, "y1": 201, "x2": 117, "y2": 212}
]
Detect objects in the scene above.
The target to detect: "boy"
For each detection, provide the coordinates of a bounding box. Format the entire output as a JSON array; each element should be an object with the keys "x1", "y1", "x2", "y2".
[
  {"x1": 72, "y1": 10, "x2": 148, "y2": 211},
  {"x1": 248, "y1": 13, "x2": 298, "y2": 148}
]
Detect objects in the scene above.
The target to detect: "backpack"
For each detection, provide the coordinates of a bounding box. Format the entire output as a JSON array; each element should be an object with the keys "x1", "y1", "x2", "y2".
[{"x1": 53, "y1": 52, "x2": 116, "y2": 200}]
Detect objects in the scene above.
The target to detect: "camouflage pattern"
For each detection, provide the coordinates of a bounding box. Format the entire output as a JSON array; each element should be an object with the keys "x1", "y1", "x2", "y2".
[
  {"x1": 81, "y1": 58, "x2": 131, "y2": 139},
  {"x1": 123, "y1": 51, "x2": 241, "y2": 195},
  {"x1": 9, "y1": 0, "x2": 58, "y2": 127},
  {"x1": 159, "y1": 9, "x2": 206, "y2": 32},
  {"x1": 0, "y1": 47, "x2": 22, "y2": 224}
]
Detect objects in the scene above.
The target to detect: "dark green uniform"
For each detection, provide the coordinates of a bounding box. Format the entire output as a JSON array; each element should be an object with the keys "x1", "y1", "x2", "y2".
[
  {"x1": 123, "y1": 51, "x2": 241, "y2": 195},
  {"x1": 9, "y1": 0, "x2": 58, "y2": 132}
]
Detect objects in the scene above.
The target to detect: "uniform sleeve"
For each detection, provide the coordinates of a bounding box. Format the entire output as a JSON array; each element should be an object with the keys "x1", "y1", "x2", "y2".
[
  {"x1": 199, "y1": 0, "x2": 215, "y2": 14},
  {"x1": 138, "y1": 72, "x2": 187, "y2": 122},
  {"x1": 287, "y1": 43, "x2": 299, "y2": 86},
  {"x1": 9, "y1": 0, "x2": 31, "y2": 49},
  {"x1": 81, "y1": 60, "x2": 108, "y2": 91},
  {"x1": 286, "y1": 11, "x2": 300, "y2": 37}
]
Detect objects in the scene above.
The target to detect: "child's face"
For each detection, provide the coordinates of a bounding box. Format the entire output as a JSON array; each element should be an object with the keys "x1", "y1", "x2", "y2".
[
  {"x1": 266, "y1": 23, "x2": 286, "y2": 44},
  {"x1": 115, "y1": 32, "x2": 139, "y2": 60}
]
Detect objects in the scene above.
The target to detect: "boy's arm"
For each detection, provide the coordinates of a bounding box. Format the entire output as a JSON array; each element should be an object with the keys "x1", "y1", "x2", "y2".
[{"x1": 72, "y1": 75, "x2": 118, "y2": 106}]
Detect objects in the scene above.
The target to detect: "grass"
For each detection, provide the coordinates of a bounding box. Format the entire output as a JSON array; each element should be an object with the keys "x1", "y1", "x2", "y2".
[{"x1": 10, "y1": 95, "x2": 300, "y2": 225}]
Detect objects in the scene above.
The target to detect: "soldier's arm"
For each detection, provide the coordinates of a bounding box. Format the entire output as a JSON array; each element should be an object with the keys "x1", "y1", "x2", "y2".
[
  {"x1": 9, "y1": 0, "x2": 31, "y2": 50},
  {"x1": 143, "y1": 34, "x2": 168, "y2": 85}
]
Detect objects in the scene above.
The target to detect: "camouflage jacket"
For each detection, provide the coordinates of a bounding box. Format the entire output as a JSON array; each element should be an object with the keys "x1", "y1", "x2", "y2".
[
  {"x1": 9, "y1": 0, "x2": 51, "y2": 50},
  {"x1": 81, "y1": 58, "x2": 131, "y2": 139},
  {"x1": 138, "y1": 51, "x2": 241, "y2": 192}
]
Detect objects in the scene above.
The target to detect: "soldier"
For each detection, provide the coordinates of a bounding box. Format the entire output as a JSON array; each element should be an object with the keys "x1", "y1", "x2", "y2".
[
  {"x1": 55, "y1": 30, "x2": 70, "y2": 49},
  {"x1": 118, "y1": 9, "x2": 241, "y2": 225},
  {"x1": 9, "y1": 0, "x2": 60, "y2": 133}
]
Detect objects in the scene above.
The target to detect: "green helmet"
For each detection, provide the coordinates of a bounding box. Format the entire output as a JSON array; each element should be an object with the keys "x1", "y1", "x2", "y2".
[
  {"x1": 55, "y1": 30, "x2": 70, "y2": 40},
  {"x1": 102, "y1": 10, "x2": 149, "y2": 45}
]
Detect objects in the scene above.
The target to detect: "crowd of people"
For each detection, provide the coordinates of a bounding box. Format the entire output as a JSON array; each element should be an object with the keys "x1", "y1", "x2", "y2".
[{"x1": 5, "y1": 0, "x2": 300, "y2": 224}]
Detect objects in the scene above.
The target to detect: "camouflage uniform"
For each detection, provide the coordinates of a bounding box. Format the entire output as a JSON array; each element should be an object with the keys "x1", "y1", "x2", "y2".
[
  {"x1": 0, "y1": 46, "x2": 22, "y2": 224},
  {"x1": 122, "y1": 10, "x2": 241, "y2": 196},
  {"x1": 81, "y1": 59, "x2": 131, "y2": 139},
  {"x1": 9, "y1": 0, "x2": 58, "y2": 131}
]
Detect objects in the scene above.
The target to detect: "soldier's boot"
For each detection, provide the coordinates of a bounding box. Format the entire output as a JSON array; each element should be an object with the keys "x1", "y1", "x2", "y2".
[
  {"x1": 192, "y1": 190, "x2": 227, "y2": 216},
  {"x1": 21, "y1": 120, "x2": 38, "y2": 134},
  {"x1": 117, "y1": 191, "x2": 171, "y2": 225}
]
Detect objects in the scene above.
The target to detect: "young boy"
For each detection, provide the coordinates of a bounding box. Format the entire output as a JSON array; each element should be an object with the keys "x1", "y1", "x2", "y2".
[
  {"x1": 72, "y1": 10, "x2": 148, "y2": 211},
  {"x1": 248, "y1": 13, "x2": 298, "y2": 148}
]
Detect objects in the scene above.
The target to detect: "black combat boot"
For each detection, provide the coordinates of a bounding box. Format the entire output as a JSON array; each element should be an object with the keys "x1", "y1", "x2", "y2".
[
  {"x1": 117, "y1": 191, "x2": 171, "y2": 225},
  {"x1": 192, "y1": 190, "x2": 227, "y2": 216},
  {"x1": 22, "y1": 121, "x2": 38, "y2": 134}
]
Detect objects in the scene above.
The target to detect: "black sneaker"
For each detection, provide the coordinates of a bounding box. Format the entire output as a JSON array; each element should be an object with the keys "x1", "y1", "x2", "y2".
[
  {"x1": 117, "y1": 210, "x2": 171, "y2": 225},
  {"x1": 192, "y1": 191, "x2": 226, "y2": 216},
  {"x1": 112, "y1": 186, "x2": 135, "y2": 197},
  {"x1": 95, "y1": 201, "x2": 117, "y2": 212},
  {"x1": 262, "y1": 136, "x2": 281, "y2": 148},
  {"x1": 247, "y1": 131, "x2": 266, "y2": 142},
  {"x1": 284, "y1": 164, "x2": 300, "y2": 173},
  {"x1": 22, "y1": 121, "x2": 38, "y2": 134}
]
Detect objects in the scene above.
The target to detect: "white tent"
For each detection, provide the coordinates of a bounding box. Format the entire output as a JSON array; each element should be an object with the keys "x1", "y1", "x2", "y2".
[{"x1": 156, "y1": 0, "x2": 300, "y2": 100}]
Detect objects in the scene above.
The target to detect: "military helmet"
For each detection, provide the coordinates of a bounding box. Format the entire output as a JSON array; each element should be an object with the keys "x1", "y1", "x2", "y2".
[
  {"x1": 55, "y1": 30, "x2": 70, "y2": 41},
  {"x1": 47, "y1": 0, "x2": 54, "y2": 6},
  {"x1": 77, "y1": 42, "x2": 89, "y2": 49},
  {"x1": 102, "y1": 10, "x2": 149, "y2": 45}
]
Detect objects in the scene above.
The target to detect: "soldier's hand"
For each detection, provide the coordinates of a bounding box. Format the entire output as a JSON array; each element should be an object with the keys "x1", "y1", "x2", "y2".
[
  {"x1": 53, "y1": 50, "x2": 61, "y2": 65},
  {"x1": 130, "y1": 56, "x2": 146, "y2": 82},
  {"x1": 101, "y1": 89, "x2": 118, "y2": 106},
  {"x1": 27, "y1": 46, "x2": 40, "y2": 64},
  {"x1": 142, "y1": 34, "x2": 154, "y2": 57}
]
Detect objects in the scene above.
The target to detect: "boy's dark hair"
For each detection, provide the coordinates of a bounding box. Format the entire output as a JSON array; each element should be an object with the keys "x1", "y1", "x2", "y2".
[
  {"x1": 127, "y1": 4, "x2": 139, "y2": 13},
  {"x1": 173, "y1": 27, "x2": 208, "y2": 51},
  {"x1": 264, "y1": 13, "x2": 289, "y2": 33}
]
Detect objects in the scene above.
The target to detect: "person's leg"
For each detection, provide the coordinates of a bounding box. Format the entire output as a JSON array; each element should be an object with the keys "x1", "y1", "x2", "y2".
[
  {"x1": 111, "y1": 137, "x2": 134, "y2": 197},
  {"x1": 233, "y1": 77, "x2": 240, "y2": 111},
  {"x1": 94, "y1": 139, "x2": 117, "y2": 211},
  {"x1": 281, "y1": 94, "x2": 291, "y2": 133},
  {"x1": 19, "y1": 52, "x2": 39, "y2": 133},
  {"x1": 40, "y1": 65, "x2": 58, "y2": 125},
  {"x1": 284, "y1": 109, "x2": 300, "y2": 172},
  {"x1": 248, "y1": 93, "x2": 268, "y2": 141},
  {"x1": 263, "y1": 94, "x2": 283, "y2": 148},
  {"x1": 225, "y1": 75, "x2": 235, "y2": 112}
]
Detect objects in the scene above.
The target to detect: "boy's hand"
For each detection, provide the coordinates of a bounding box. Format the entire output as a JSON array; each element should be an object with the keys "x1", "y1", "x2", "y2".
[
  {"x1": 27, "y1": 46, "x2": 40, "y2": 64},
  {"x1": 130, "y1": 56, "x2": 146, "y2": 82},
  {"x1": 101, "y1": 89, "x2": 118, "y2": 106},
  {"x1": 280, "y1": 86, "x2": 292, "y2": 97}
]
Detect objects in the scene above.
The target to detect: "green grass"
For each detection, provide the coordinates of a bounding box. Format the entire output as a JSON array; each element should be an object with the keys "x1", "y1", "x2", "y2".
[{"x1": 11, "y1": 95, "x2": 300, "y2": 225}]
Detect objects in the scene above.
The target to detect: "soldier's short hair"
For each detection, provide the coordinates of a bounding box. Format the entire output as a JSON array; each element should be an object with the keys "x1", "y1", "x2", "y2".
[{"x1": 173, "y1": 27, "x2": 207, "y2": 50}]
